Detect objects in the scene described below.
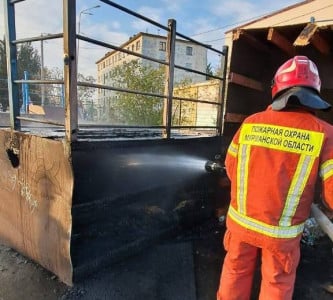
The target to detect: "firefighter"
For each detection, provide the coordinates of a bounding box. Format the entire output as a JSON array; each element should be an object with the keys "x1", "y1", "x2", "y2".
[{"x1": 217, "y1": 56, "x2": 333, "y2": 300}]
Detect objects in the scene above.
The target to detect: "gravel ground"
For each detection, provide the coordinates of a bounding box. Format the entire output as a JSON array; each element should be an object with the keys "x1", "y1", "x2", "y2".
[
  {"x1": 1, "y1": 219, "x2": 333, "y2": 300},
  {"x1": 0, "y1": 219, "x2": 222, "y2": 300}
]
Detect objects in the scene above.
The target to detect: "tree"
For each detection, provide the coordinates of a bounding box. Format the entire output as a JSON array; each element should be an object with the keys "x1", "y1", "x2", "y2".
[
  {"x1": 108, "y1": 60, "x2": 165, "y2": 125},
  {"x1": 206, "y1": 63, "x2": 214, "y2": 80},
  {"x1": 0, "y1": 40, "x2": 42, "y2": 110},
  {"x1": 17, "y1": 43, "x2": 41, "y2": 107},
  {"x1": 2, "y1": 39, "x2": 96, "y2": 118},
  {"x1": 45, "y1": 67, "x2": 96, "y2": 120},
  {"x1": 43, "y1": 67, "x2": 64, "y2": 107},
  {"x1": 77, "y1": 73, "x2": 96, "y2": 120}
]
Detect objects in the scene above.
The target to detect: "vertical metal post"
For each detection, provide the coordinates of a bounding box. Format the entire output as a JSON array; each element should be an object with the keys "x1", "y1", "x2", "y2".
[
  {"x1": 217, "y1": 45, "x2": 229, "y2": 136},
  {"x1": 40, "y1": 34, "x2": 45, "y2": 106},
  {"x1": 4, "y1": 0, "x2": 20, "y2": 130},
  {"x1": 21, "y1": 83, "x2": 24, "y2": 113},
  {"x1": 23, "y1": 71, "x2": 29, "y2": 113},
  {"x1": 61, "y1": 85, "x2": 65, "y2": 108},
  {"x1": 63, "y1": 0, "x2": 78, "y2": 142},
  {"x1": 163, "y1": 19, "x2": 176, "y2": 139}
]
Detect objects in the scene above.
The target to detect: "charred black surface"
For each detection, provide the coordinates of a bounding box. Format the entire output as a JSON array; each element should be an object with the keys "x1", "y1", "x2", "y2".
[{"x1": 70, "y1": 136, "x2": 227, "y2": 282}]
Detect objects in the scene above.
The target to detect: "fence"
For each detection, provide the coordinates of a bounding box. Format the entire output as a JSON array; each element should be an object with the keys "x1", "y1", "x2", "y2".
[{"x1": 3, "y1": 0, "x2": 228, "y2": 142}]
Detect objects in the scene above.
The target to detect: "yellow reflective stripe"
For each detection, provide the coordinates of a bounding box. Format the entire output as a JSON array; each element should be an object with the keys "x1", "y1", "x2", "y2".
[
  {"x1": 320, "y1": 159, "x2": 333, "y2": 180},
  {"x1": 228, "y1": 206, "x2": 305, "y2": 238},
  {"x1": 279, "y1": 155, "x2": 315, "y2": 226},
  {"x1": 237, "y1": 144, "x2": 250, "y2": 214},
  {"x1": 239, "y1": 123, "x2": 324, "y2": 156},
  {"x1": 227, "y1": 141, "x2": 238, "y2": 157}
]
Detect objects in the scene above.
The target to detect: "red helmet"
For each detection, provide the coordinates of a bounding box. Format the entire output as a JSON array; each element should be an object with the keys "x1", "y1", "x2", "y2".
[
  {"x1": 271, "y1": 56, "x2": 330, "y2": 111},
  {"x1": 271, "y1": 56, "x2": 321, "y2": 99}
]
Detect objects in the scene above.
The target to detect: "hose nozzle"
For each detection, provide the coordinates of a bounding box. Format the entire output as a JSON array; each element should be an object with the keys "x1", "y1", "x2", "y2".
[{"x1": 205, "y1": 160, "x2": 224, "y2": 174}]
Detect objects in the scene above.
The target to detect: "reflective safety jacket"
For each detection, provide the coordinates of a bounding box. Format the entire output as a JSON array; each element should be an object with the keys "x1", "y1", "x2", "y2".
[{"x1": 225, "y1": 106, "x2": 333, "y2": 248}]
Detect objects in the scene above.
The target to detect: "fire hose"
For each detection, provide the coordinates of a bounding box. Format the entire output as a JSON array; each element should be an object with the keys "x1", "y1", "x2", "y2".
[{"x1": 310, "y1": 204, "x2": 333, "y2": 242}]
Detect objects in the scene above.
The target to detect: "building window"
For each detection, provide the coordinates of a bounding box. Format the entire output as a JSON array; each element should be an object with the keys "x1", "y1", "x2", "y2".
[
  {"x1": 159, "y1": 41, "x2": 166, "y2": 51},
  {"x1": 136, "y1": 41, "x2": 140, "y2": 51},
  {"x1": 186, "y1": 46, "x2": 193, "y2": 56}
]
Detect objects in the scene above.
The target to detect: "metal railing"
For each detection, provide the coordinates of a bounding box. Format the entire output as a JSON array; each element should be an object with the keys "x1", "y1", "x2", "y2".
[{"x1": 3, "y1": 0, "x2": 228, "y2": 142}]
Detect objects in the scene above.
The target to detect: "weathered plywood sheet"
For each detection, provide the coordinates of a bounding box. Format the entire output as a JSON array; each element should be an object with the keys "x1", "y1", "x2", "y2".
[{"x1": 0, "y1": 130, "x2": 73, "y2": 285}]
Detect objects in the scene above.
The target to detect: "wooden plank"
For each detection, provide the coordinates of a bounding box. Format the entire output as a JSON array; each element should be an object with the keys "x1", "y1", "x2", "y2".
[
  {"x1": 229, "y1": 72, "x2": 264, "y2": 91},
  {"x1": 233, "y1": 29, "x2": 270, "y2": 53},
  {"x1": 225, "y1": 112, "x2": 247, "y2": 123},
  {"x1": 0, "y1": 130, "x2": 73, "y2": 285},
  {"x1": 28, "y1": 104, "x2": 45, "y2": 115},
  {"x1": 267, "y1": 27, "x2": 295, "y2": 56},
  {"x1": 293, "y1": 23, "x2": 318, "y2": 46},
  {"x1": 293, "y1": 23, "x2": 330, "y2": 55}
]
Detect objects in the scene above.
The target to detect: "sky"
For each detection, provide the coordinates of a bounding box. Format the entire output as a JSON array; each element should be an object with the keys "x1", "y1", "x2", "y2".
[{"x1": 0, "y1": 0, "x2": 305, "y2": 77}]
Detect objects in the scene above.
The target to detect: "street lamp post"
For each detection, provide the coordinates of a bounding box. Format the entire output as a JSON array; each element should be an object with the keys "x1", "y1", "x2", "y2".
[{"x1": 77, "y1": 5, "x2": 100, "y2": 70}]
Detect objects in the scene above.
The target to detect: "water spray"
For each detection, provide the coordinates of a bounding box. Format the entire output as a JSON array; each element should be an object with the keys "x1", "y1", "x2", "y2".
[
  {"x1": 124, "y1": 153, "x2": 227, "y2": 177},
  {"x1": 124, "y1": 153, "x2": 209, "y2": 173}
]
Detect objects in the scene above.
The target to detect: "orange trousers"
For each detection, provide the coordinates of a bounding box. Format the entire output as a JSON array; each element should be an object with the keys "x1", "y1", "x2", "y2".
[{"x1": 217, "y1": 230, "x2": 300, "y2": 300}]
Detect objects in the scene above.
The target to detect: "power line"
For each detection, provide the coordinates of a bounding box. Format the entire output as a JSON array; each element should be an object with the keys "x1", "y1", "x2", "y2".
[
  {"x1": 191, "y1": 12, "x2": 273, "y2": 37},
  {"x1": 198, "y1": 3, "x2": 333, "y2": 45},
  {"x1": 271, "y1": 3, "x2": 333, "y2": 26},
  {"x1": 191, "y1": 2, "x2": 333, "y2": 38},
  {"x1": 203, "y1": 37, "x2": 227, "y2": 44}
]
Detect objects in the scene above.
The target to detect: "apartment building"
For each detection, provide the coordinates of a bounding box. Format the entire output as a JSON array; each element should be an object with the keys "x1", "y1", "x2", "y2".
[{"x1": 95, "y1": 32, "x2": 208, "y2": 121}]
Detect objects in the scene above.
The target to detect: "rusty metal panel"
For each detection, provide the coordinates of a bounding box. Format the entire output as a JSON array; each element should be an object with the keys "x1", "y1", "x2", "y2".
[{"x1": 0, "y1": 129, "x2": 73, "y2": 285}]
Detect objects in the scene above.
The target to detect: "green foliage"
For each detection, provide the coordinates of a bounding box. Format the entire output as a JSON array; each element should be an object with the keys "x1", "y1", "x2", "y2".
[
  {"x1": 0, "y1": 40, "x2": 42, "y2": 109},
  {"x1": 17, "y1": 43, "x2": 41, "y2": 79},
  {"x1": 108, "y1": 60, "x2": 165, "y2": 125},
  {"x1": 43, "y1": 67, "x2": 63, "y2": 106},
  {"x1": 17, "y1": 42, "x2": 41, "y2": 105},
  {"x1": 78, "y1": 73, "x2": 95, "y2": 101},
  {"x1": 45, "y1": 67, "x2": 96, "y2": 120},
  {"x1": 77, "y1": 73, "x2": 96, "y2": 120},
  {"x1": 206, "y1": 63, "x2": 214, "y2": 80}
]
